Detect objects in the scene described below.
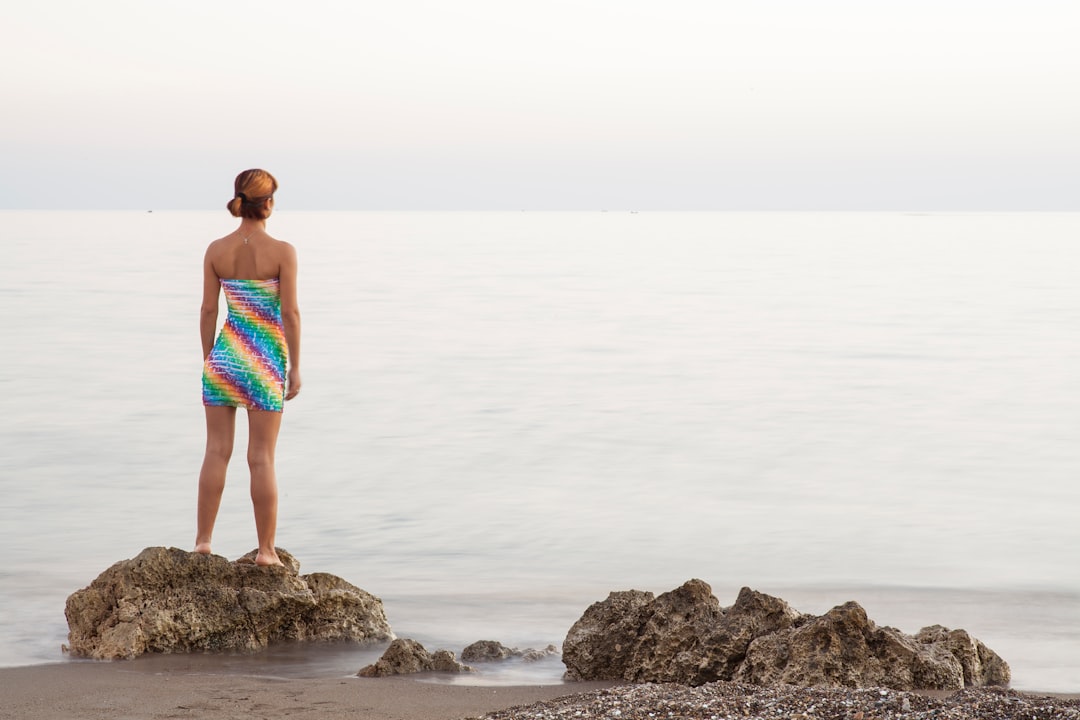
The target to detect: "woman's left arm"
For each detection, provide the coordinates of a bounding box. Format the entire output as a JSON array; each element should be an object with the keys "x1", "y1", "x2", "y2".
[{"x1": 278, "y1": 242, "x2": 302, "y2": 400}]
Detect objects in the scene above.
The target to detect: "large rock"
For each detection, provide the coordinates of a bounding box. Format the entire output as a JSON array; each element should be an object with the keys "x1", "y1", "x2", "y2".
[
  {"x1": 563, "y1": 580, "x2": 800, "y2": 685},
  {"x1": 358, "y1": 638, "x2": 474, "y2": 676},
  {"x1": 64, "y1": 546, "x2": 393, "y2": 660},
  {"x1": 563, "y1": 580, "x2": 1010, "y2": 691}
]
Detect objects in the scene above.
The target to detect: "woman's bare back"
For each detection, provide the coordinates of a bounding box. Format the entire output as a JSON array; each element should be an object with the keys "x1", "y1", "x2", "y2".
[{"x1": 205, "y1": 229, "x2": 294, "y2": 280}]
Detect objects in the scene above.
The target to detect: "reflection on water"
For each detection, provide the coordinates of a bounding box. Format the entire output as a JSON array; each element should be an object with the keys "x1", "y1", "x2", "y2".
[
  {"x1": 91, "y1": 638, "x2": 573, "y2": 686},
  {"x1": 103, "y1": 641, "x2": 390, "y2": 680}
]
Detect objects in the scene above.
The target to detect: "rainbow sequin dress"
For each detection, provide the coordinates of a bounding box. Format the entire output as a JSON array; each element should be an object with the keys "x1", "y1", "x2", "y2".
[{"x1": 202, "y1": 278, "x2": 287, "y2": 412}]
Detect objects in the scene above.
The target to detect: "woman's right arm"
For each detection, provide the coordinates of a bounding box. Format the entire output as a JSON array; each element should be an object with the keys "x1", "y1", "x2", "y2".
[
  {"x1": 278, "y1": 242, "x2": 302, "y2": 400},
  {"x1": 200, "y1": 247, "x2": 220, "y2": 359}
]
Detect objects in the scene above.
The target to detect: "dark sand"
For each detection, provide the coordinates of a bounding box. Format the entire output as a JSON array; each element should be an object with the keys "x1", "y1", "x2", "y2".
[
  {"x1": 0, "y1": 662, "x2": 612, "y2": 720},
  {"x1": 1, "y1": 662, "x2": 1076, "y2": 720}
]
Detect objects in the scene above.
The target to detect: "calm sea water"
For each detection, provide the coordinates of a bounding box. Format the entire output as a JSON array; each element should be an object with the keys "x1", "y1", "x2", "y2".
[{"x1": 0, "y1": 211, "x2": 1077, "y2": 690}]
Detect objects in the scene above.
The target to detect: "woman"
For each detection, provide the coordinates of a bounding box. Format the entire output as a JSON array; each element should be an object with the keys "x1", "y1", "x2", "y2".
[{"x1": 195, "y1": 169, "x2": 302, "y2": 567}]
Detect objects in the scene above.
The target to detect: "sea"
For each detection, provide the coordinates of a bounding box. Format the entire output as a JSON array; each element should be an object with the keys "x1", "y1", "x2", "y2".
[{"x1": 0, "y1": 211, "x2": 1077, "y2": 691}]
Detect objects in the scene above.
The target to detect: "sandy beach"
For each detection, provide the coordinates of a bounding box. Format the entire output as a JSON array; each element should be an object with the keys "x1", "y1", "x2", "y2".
[
  {"x1": 0, "y1": 662, "x2": 613, "y2": 720},
  {"x1": 2, "y1": 662, "x2": 1077, "y2": 720}
]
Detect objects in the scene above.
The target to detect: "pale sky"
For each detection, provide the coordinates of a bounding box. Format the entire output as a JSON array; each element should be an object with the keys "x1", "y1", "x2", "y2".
[{"x1": 2, "y1": 0, "x2": 1077, "y2": 210}]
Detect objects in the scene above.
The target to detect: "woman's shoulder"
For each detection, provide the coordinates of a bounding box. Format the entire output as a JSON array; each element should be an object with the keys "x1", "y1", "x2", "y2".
[
  {"x1": 205, "y1": 233, "x2": 235, "y2": 254},
  {"x1": 214, "y1": 228, "x2": 243, "y2": 244},
  {"x1": 264, "y1": 231, "x2": 293, "y2": 247},
  {"x1": 270, "y1": 236, "x2": 298, "y2": 260}
]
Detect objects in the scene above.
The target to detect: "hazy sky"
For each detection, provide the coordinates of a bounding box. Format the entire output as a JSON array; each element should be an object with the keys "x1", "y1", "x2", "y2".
[{"x1": 2, "y1": 1, "x2": 1077, "y2": 210}]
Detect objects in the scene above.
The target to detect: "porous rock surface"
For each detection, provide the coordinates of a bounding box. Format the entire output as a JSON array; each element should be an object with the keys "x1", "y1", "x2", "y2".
[
  {"x1": 358, "y1": 638, "x2": 474, "y2": 676},
  {"x1": 64, "y1": 546, "x2": 393, "y2": 660},
  {"x1": 562, "y1": 579, "x2": 1010, "y2": 691}
]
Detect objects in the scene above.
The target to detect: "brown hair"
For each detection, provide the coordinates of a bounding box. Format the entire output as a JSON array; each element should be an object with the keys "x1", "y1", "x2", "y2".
[{"x1": 227, "y1": 169, "x2": 279, "y2": 219}]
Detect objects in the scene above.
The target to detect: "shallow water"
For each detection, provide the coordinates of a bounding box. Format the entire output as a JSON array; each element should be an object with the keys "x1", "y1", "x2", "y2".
[{"x1": 1, "y1": 211, "x2": 1077, "y2": 690}]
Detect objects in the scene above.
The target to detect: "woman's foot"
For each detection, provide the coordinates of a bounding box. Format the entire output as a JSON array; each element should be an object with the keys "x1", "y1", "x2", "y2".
[
  {"x1": 254, "y1": 550, "x2": 283, "y2": 567},
  {"x1": 194, "y1": 542, "x2": 212, "y2": 555}
]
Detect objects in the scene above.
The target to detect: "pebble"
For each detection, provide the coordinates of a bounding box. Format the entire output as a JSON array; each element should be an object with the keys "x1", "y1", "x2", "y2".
[{"x1": 474, "y1": 682, "x2": 1080, "y2": 720}]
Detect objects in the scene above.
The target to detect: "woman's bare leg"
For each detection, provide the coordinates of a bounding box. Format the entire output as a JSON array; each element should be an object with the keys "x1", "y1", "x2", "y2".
[
  {"x1": 195, "y1": 406, "x2": 237, "y2": 554},
  {"x1": 247, "y1": 409, "x2": 284, "y2": 566}
]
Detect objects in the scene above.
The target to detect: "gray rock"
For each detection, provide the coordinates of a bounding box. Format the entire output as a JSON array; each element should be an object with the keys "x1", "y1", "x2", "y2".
[
  {"x1": 521, "y1": 644, "x2": 560, "y2": 662},
  {"x1": 358, "y1": 638, "x2": 474, "y2": 676},
  {"x1": 462, "y1": 640, "x2": 560, "y2": 663},
  {"x1": 432, "y1": 648, "x2": 470, "y2": 673},
  {"x1": 462, "y1": 640, "x2": 517, "y2": 662},
  {"x1": 64, "y1": 546, "x2": 393, "y2": 660},
  {"x1": 562, "y1": 580, "x2": 1011, "y2": 691}
]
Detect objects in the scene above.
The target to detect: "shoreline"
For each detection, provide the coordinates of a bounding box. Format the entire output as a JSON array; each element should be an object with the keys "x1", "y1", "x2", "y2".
[
  {"x1": 1, "y1": 662, "x2": 1076, "y2": 720},
  {"x1": 0, "y1": 662, "x2": 612, "y2": 720}
]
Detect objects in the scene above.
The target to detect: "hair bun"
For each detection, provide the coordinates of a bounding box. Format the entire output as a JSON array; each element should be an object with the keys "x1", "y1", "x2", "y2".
[{"x1": 231, "y1": 169, "x2": 278, "y2": 220}]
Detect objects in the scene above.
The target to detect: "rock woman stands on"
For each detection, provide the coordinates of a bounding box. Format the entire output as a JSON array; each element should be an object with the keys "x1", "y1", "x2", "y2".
[{"x1": 195, "y1": 169, "x2": 302, "y2": 567}]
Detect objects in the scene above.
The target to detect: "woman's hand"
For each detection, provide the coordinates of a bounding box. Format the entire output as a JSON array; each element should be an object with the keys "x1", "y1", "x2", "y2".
[{"x1": 285, "y1": 367, "x2": 302, "y2": 401}]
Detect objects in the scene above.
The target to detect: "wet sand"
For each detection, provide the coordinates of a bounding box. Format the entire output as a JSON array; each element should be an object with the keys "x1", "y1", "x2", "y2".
[
  {"x1": 2, "y1": 662, "x2": 1078, "y2": 720},
  {"x1": 0, "y1": 662, "x2": 612, "y2": 720}
]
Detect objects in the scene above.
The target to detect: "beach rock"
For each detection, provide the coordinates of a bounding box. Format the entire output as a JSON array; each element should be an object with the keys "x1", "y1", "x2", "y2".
[
  {"x1": 736, "y1": 605, "x2": 1010, "y2": 690},
  {"x1": 561, "y1": 588, "x2": 657, "y2": 680},
  {"x1": 521, "y1": 644, "x2": 560, "y2": 662},
  {"x1": 64, "y1": 546, "x2": 393, "y2": 660},
  {"x1": 562, "y1": 580, "x2": 1011, "y2": 691},
  {"x1": 358, "y1": 638, "x2": 474, "y2": 676},
  {"x1": 462, "y1": 640, "x2": 560, "y2": 663},
  {"x1": 915, "y1": 624, "x2": 1013, "y2": 687},
  {"x1": 462, "y1": 640, "x2": 517, "y2": 662},
  {"x1": 563, "y1": 580, "x2": 801, "y2": 685}
]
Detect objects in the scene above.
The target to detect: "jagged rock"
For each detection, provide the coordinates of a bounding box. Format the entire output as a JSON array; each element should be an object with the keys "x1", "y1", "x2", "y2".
[
  {"x1": 563, "y1": 580, "x2": 800, "y2": 685},
  {"x1": 64, "y1": 546, "x2": 393, "y2": 660},
  {"x1": 736, "y1": 601, "x2": 926, "y2": 688},
  {"x1": 561, "y1": 588, "x2": 656, "y2": 681},
  {"x1": 735, "y1": 603, "x2": 1011, "y2": 690},
  {"x1": 562, "y1": 580, "x2": 1011, "y2": 691},
  {"x1": 915, "y1": 625, "x2": 1012, "y2": 687},
  {"x1": 662, "y1": 582, "x2": 801, "y2": 684},
  {"x1": 462, "y1": 640, "x2": 560, "y2": 663},
  {"x1": 358, "y1": 638, "x2": 474, "y2": 676}
]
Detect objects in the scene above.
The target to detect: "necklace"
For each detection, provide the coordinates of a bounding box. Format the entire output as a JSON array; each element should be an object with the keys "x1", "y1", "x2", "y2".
[{"x1": 242, "y1": 231, "x2": 255, "y2": 245}]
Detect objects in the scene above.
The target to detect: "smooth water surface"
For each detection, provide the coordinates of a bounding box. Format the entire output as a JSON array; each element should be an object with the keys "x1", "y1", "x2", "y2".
[{"x1": 1, "y1": 211, "x2": 1077, "y2": 690}]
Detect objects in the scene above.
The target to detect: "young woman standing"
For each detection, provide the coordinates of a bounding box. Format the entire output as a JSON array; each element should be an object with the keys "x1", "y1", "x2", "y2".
[{"x1": 195, "y1": 169, "x2": 301, "y2": 567}]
